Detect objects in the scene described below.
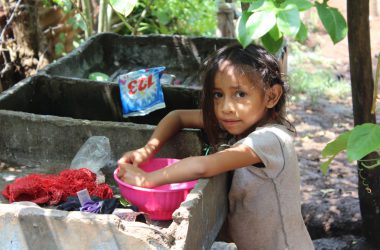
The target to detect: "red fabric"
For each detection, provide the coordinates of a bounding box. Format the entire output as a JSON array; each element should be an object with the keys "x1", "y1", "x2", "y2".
[{"x1": 2, "y1": 168, "x2": 113, "y2": 205}]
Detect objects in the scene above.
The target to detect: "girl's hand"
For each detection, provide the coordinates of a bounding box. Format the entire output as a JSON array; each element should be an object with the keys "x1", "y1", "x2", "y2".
[
  {"x1": 118, "y1": 163, "x2": 149, "y2": 187},
  {"x1": 117, "y1": 144, "x2": 156, "y2": 174}
]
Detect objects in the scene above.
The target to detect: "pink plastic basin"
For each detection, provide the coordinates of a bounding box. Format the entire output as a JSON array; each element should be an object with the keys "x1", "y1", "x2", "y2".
[{"x1": 114, "y1": 158, "x2": 197, "y2": 220}]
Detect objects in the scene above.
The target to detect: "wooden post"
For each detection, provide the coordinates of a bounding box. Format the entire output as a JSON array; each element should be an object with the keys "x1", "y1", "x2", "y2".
[
  {"x1": 347, "y1": 0, "x2": 380, "y2": 246},
  {"x1": 216, "y1": 0, "x2": 236, "y2": 38}
]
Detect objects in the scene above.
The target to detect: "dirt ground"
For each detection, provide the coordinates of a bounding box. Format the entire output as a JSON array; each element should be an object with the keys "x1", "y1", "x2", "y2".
[
  {"x1": 315, "y1": 0, "x2": 380, "y2": 79},
  {"x1": 292, "y1": 1, "x2": 380, "y2": 249}
]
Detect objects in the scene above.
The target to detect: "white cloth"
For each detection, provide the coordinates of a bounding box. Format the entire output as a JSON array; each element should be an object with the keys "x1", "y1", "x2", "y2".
[{"x1": 227, "y1": 125, "x2": 314, "y2": 250}]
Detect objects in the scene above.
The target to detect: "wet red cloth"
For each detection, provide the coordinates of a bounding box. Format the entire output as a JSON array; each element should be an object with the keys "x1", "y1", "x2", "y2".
[{"x1": 2, "y1": 168, "x2": 113, "y2": 205}]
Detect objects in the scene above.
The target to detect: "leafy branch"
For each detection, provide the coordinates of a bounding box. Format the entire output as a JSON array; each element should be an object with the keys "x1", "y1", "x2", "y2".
[{"x1": 237, "y1": 0, "x2": 347, "y2": 53}]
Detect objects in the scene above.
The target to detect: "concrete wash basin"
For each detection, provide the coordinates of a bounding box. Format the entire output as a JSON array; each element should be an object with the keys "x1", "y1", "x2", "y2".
[
  {"x1": 0, "y1": 74, "x2": 204, "y2": 168},
  {"x1": 40, "y1": 33, "x2": 235, "y2": 86},
  {"x1": 0, "y1": 33, "x2": 233, "y2": 249}
]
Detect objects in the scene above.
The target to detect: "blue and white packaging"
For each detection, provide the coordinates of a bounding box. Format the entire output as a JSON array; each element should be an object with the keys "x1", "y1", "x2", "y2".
[{"x1": 118, "y1": 67, "x2": 166, "y2": 117}]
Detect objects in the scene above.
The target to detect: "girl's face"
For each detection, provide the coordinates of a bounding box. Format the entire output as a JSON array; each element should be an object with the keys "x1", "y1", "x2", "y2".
[{"x1": 213, "y1": 61, "x2": 269, "y2": 136}]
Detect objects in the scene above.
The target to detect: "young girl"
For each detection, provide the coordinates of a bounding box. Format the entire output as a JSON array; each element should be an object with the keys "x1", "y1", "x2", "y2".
[{"x1": 117, "y1": 43, "x2": 314, "y2": 250}]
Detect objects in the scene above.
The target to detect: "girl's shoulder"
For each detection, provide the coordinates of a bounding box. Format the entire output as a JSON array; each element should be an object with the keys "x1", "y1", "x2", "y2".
[
  {"x1": 234, "y1": 124, "x2": 297, "y2": 179},
  {"x1": 253, "y1": 124, "x2": 294, "y2": 140},
  {"x1": 234, "y1": 124, "x2": 294, "y2": 151}
]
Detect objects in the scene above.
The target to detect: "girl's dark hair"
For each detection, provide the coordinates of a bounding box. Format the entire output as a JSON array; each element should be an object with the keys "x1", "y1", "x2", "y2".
[{"x1": 200, "y1": 42, "x2": 294, "y2": 147}]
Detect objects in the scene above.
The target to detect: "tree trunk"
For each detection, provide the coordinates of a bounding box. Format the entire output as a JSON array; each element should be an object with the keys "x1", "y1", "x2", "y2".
[
  {"x1": 1, "y1": 0, "x2": 50, "y2": 78},
  {"x1": 347, "y1": 0, "x2": 380, "y2": 246},
  {"x1": 216, "y1": 0, "x2": 235, "y2": 38}
]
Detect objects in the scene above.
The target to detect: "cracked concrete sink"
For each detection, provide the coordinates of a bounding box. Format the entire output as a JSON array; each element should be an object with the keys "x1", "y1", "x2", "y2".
[{"x1": 0, "y1": 33, "x2": 233, "y2": 249}]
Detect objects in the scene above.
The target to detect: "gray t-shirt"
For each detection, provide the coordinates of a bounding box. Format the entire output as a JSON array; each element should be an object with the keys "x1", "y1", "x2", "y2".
[{"x1": 227, "y1": 125, "x2": 314, "y2": 250}]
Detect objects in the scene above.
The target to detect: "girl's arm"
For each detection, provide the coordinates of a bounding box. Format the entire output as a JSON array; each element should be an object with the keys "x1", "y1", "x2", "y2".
[
  {"x1": 143, "y1": 109, "x2": 203, "y2": 156},
  {"x1": 120, "y1": 143, "x2": 261, "y2": 187},
  {"x1": 118, "y1": 109, "x2": 203, "y2": 176}
]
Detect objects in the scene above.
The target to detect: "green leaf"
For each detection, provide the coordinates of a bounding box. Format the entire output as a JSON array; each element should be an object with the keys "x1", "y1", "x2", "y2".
[
  {"x1": 237, "y1": 12, "x2": 253, "y2": 48},
  {"x1": 109, "y1": 0, "x2": 138, "y2": 17},
  {"x1": 320, "y1": 131, "x2": 351, "y2": 174},
  {"x1": 237, "y1": 10, "x2": 276, "y2": 48},
  {"x1": 268, "y1": 24, "x2": 282, "y2": 41},
  {"x1": 347, "y1": 123, "x2": 380, "y2": 161},
  {"x1": 55, "y1": 42, "x2": 65, "y2": 56},
  {"x1": 247, "y1": 9, "x2": 277, "y2": 39},
  {"x1": 119, "y1": 197, "x2": 130, "y2": 207},
  {"x1": 247, "y1": 0, "x2": 264, "y2": 11},
  {"x1": 248, "y1": 0, "x2": 275, "y2": 12},
  {"x1": 58, "y1": 33, "x2": 65, "y2": 43},
  {"x1": 321, "y1": 131, "x2": 351, "y2": 157},
  {"x1": 73, "y1": 14, "x2": 87, "y2": 32},
  {"x1": 261, "y1": 32, "x2": 283, "y2": 54},
  {"x1": 53, "y1": 0, "x2": 72, "y2": 12},
  {"x1": 276, "y1": 5, "x2": 300, "y2": 37},
  {"x1": 315, "y1": 2, "x2": 347, "y2": 44},
  {"x1": 295, "y1": 21, "x2": 308, "y2": 43},
  {"x1": 281, "y1": 0, "x2": 313, "y2": 11},
  {"x1": 156, "y1": 11, "x2": 171, "y2": 26},
  {"x1": 320, "y1": 157, "x2": 334, "y2": 175}
]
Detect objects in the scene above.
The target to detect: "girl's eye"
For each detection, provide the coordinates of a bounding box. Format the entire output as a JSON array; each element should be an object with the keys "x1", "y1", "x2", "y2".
[
  {"x1": 213, "y1": 91, "x2": 223, "y2": 99},
  {"x1": 235, "y1": 91, "x2": 246, "y2": 98}
]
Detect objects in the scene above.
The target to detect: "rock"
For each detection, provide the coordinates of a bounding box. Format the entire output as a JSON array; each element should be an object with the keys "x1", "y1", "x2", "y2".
[{"x1": 313, "y1": 235, "x2": 377, "y2": 250}]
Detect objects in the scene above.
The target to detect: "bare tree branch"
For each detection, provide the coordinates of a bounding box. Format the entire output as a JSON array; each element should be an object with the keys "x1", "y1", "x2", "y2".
[{"x1": 0, "y1": 0, "x2": 22, "y2": 44}]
